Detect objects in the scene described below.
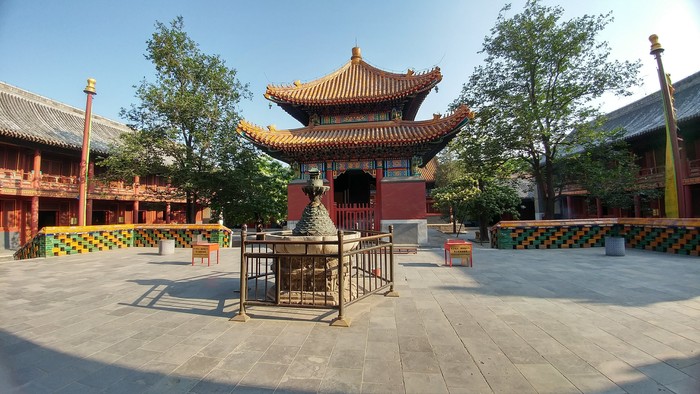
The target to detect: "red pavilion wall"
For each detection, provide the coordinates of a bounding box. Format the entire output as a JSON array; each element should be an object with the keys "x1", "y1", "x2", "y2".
[
  {"x1": 379, "y1": 179, "x2": 426, "y2": 220},
  {"x1": 287, "y1": 181, "x2": 333, "y2": 222}
]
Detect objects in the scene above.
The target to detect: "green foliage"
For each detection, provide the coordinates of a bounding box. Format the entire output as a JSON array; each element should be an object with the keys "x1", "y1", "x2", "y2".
[
  {"x1": 453, "y1": 0, "x2": 641, "y2": 219},
  {"x1": 101, "y1": 16, "x2": 252, "y2": 223},
  {"x1": 558, "y1": 139, "x2": 660, "y2": 210},
  {"x1": 210, "y1": 148, "x2": 292, "y2": 226},
  {"x1": 464, "y1": 181, "x2": 521, "y2": 223},
  {"x1": 432, "y1": 157, "x2": 521, "y2": 241},
  {"x1": 432, "y1": 165, "x2": 479, "y2": 220}
]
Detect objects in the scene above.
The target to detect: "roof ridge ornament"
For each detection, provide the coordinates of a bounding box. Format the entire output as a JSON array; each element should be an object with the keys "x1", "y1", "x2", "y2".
[{"x1": 351, "y1": 47, "x2": 362, "y2": 64}]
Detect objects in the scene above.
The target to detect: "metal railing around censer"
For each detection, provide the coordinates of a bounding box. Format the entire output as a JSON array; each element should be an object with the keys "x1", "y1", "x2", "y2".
[{"x1": 232, "y1": 225, "x2": 397, "y2": 326}]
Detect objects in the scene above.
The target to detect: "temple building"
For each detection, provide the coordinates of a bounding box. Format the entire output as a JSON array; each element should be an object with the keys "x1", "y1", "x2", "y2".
[
  {"x1": 238, "y1": 47, "x2": 474, "y2": 245},
  {"x1": 0, "y1": 82, "x2": 202, "y2": 250},
  {"x1": 561, "y1": 70, "x2": 700, "y2": 218}
]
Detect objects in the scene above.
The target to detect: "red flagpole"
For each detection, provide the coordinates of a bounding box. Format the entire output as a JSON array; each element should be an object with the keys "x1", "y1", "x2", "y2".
[{"x1": 78, "y1": 79, "x2": 96, "y2": 226}]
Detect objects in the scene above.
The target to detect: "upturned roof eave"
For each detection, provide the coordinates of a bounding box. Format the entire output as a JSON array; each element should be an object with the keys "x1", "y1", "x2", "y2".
[{"x1": 237, "y1": 105, "x2": 474, "y2": 163}]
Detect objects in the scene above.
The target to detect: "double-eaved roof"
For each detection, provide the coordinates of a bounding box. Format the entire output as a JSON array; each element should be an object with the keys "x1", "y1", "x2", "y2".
[
  {"x1": 240, "y1": 47, "x2": 474, "y2": 165},
  {"x1": 602, "y1": 70, "x2": 700, "y2": 139},
  {"x1": 0, "y1": 81, "x2": 132, "y2": 154}
]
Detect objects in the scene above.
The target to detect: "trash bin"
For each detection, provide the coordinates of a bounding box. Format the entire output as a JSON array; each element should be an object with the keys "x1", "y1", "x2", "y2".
[{"x1": 159, "y1": 239, "x2": 175, "y2": 255}]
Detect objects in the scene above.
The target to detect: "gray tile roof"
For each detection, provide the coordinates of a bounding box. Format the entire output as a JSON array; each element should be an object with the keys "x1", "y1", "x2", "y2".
[
  {"x1": 602, "y1": 70, "x2": 700, "y2": 139},
  {"x1": 0, "y1": 81, "x2": 132, "y2": 154}
]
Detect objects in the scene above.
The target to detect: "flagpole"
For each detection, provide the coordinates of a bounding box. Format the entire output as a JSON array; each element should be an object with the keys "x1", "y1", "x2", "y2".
[
  {"x1": 649, "y1": 34, "x2": 685, "y2": 218},
  {"x1": 78, "y1": 78, "x2": 96, "y2": 226}
]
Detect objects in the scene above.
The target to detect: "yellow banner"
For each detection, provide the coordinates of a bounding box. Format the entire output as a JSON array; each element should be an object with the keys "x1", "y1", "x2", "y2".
[{"x1": 664, "y1": 125, "x2": 679, "y2": 218}]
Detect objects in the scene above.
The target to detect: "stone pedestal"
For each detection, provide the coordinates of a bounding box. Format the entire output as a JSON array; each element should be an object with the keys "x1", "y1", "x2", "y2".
[
  {"x1": 266, "y1": 231, "x2": 360, "y2": 306},
  {"x1": 272, "y1": 256, "x2": 355, "y2": 305}
]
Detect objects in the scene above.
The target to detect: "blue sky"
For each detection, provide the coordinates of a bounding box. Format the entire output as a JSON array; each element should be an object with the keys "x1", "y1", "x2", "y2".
[{"x1": 1, "y1": 0, "x2": 699, "y2": 130}]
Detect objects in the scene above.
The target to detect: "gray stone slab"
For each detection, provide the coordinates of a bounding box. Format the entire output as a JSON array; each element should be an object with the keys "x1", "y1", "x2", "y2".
[{"x1": 319, "y1": 367, "x2": 363, "y2": 393}]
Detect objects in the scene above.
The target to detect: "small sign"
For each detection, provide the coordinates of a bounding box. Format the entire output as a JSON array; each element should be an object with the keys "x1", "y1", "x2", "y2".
[
  {"x1": 450, "y1": 243, "x2": 472, "y2": 256},
  {"x1": 192, "y1": 245, "x2": 210, "y2": 258}
]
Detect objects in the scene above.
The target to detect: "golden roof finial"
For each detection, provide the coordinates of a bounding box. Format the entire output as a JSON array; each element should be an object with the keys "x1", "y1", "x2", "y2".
[
  {"x1": 83, "y1": 78, "x2": 96, "y2": 95},
  {"x1": 351, "y1": 47, "x2": 362, "y2": 64},
  {"x1": 649, "y1": 34, "x2": 664, "y2": 54}
]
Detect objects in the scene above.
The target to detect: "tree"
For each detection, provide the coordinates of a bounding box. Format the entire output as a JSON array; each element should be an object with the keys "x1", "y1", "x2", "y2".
[
  {"x1": 432, "y1": 158, "x2": 522, "y2": 241},
  {"x1": 456, "y1": 0, "x2": 641, "y2": 219},
  {"x1": 432, "y1": 159, "x2": 479, "y2": 234},
  {"x1": 209, "y1": 147, "x2": 292, "y2": 227},
  {"x1": 105, "y1": 16, "x2": 252, "y2": 223},
  {"x1": 557, "y1": 139, "x2": 660, "y2": 214},
  {"x1": 436, "y1": 100, "x2": 523, "y2": 241}
]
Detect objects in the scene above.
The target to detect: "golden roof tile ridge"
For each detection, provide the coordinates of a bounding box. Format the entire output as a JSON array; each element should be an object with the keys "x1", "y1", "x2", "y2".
[{"x1": 264, "y1": 52, "x2": 443, "y2": 106}]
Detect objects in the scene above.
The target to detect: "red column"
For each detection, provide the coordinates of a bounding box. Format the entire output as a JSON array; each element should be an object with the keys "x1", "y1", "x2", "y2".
[
  {"x1": 31, "y1": 196, "x2": 39, "y2": 236},
  {"x1": 32, "y1": 149, "x2": 41, "y2": 188},
  {"x1": 31, "y1": 149, "x2": 40, "y2": 235},
  {"x1": 86, "y1": 162, "x2": 95, "y2": 225},
  {"x1": 596, "y1": 198, "x2": 603, "y2": 218},
  {"x1": 133, "y1": 175, "x2": 140, "y2": 224},
  {"x1": 566, "y1": 196, "x2": 572, "y2": 219},
  {"x1": 375, "y1": 162, "x2": 383, "y2": 230},
  {"x1": 325, "y1": 162, "x2": 335, "y2": 224},
  {"x1": 166, "y1": 202, "x2": 171, "y2": 224}
]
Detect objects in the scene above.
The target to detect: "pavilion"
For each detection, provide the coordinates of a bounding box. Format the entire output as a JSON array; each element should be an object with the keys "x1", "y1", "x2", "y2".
[{"x1": 238, "y1": 47, "x2": 474, "y2": 244}]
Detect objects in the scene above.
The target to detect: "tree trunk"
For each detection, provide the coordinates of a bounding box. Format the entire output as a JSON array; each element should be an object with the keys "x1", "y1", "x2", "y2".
[
  {"x1": 478, "y1": 216, "x2": 489, "y2": 243},
  {"x1": 477, "y1": 179, "x2": 489, "y2": 242},
  {"x1": 544, "y1": 158, "x2": 556, "y2": 219},
  {"x1": 186, "y1": 191, "x2": 196, "y2": 224},
  {"x1": 451, "y1": 204, "x2": 457, "y2": 234}
]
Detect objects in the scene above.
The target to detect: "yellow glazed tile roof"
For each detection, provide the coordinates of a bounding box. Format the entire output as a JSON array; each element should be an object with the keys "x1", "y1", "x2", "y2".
[
  {"x1": 265, "y1": 47, "x2": 442, "y2": 106},
  {"x1": 238, "y1": 105, "x2": 474, "y2": 152}
]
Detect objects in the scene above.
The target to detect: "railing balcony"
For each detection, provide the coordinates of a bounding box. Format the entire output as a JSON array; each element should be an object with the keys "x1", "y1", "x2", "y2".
[
  {"x1": 0, "y1": 170, "x2": 33, "y2": 189},
  {"x1": 688, "y1": 159, "x2": 700, "y2": 178},
  {"x1": 637, "y1": 166, "x2": 664, "y2": 186}
]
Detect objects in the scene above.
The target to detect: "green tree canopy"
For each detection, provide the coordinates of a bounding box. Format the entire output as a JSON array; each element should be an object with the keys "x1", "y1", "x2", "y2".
[
  {"x1": 100, "y1": 17, "x2": 291, "y2": 226},
  {"x1": 210, "y1": 147, "x2": 292, "y2": 227},
  {"x1": 103, "y1": 16, "x2": 252, "y2": 223},
  {"x1": 105, "y1": 17, "x2": 250, "y2": 223},
  {"x1": 557, "y1": 139, "x2": 660, "y2": 212},
  {"x1": 454, "y1": 0, "x2": 641, "y2": 219}
]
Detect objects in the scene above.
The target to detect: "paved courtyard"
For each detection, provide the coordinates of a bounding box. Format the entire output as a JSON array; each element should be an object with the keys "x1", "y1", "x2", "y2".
[{"x1": 1, "y1": 230, "x2": 700, "y2": 393}]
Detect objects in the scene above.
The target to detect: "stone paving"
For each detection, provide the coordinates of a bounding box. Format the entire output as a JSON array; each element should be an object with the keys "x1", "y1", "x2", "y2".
[{"x1": 1, "y1": 230, "x2": 700, "y2": 393}]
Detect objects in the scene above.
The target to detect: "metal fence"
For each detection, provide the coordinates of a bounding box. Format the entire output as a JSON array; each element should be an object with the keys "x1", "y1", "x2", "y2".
[
  {"x1": 232, "y1": 225, "x2": 397, "y2": 326},
  {"x1": 335, "y1": 203, "x2": 375, "y2": 231}
]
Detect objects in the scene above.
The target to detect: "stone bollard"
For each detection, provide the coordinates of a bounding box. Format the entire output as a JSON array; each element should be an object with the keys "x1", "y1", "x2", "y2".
[{"x1": 159, "y1": 239, "x2": 175, "y2": 255}]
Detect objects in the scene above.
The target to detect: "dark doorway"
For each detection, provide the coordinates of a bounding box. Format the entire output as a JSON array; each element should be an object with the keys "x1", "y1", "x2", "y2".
[
  {"x1": 38, "y1": 211, "x2": 57, "y2": 229},
  {"x1": 333, "y1": 170, "x2": 376, "y2": 204},
  {"x1": 92, "y1": 211, "x2": 107, "y2": 225},
  {"x1": 518, "y1": 198, "x2": 536, "y2": 220}
]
